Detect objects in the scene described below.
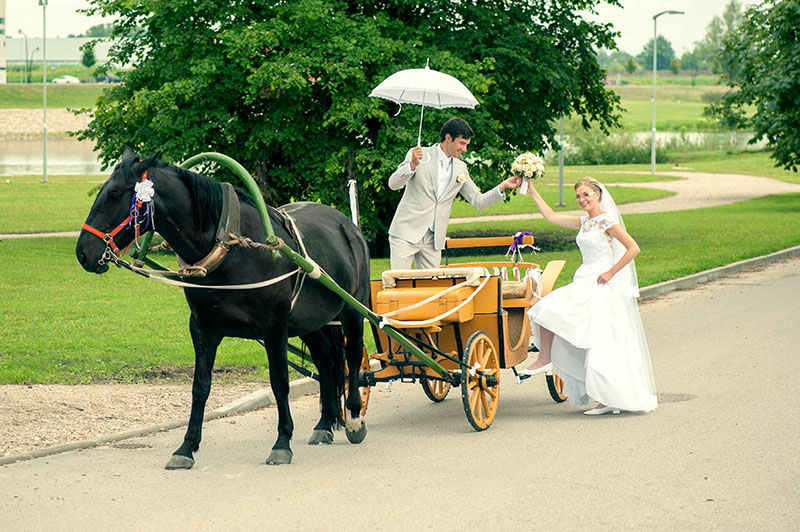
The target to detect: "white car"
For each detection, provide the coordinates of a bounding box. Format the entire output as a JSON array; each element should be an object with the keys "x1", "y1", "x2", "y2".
[{"x1": 52, "y1": 75, "x2": 80, "y2": 84}]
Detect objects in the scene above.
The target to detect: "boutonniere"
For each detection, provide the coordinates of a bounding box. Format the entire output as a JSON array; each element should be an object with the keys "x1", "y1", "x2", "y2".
[{"x1": 456, "y1": 174, "x2": 466, "y2": 183}]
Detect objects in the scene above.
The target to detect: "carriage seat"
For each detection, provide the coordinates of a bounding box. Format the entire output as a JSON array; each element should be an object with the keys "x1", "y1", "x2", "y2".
[
  {"x1": 375, "y1": 267, "x2": 485, "y2": 324},
  {"x1": 380, "y1": 267, "x2": 484, "y2": 289}
]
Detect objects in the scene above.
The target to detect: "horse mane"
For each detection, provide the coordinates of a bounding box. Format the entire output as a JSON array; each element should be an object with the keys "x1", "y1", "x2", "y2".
[{"x1": 120, "y1": 155, "x2": 264, "y2": 233}]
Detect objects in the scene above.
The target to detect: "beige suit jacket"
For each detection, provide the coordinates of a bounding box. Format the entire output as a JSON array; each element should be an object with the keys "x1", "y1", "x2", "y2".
[{"x1": 388, "y1": 145, "x2": 505, "y2": 250}]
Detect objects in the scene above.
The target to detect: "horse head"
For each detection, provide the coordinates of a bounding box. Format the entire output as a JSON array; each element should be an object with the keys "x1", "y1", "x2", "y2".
[{"x1": 76, "y1": 147, "x2": 159, "y2": 273}]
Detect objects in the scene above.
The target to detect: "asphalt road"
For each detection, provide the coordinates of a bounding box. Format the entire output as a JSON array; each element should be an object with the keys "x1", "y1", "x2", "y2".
[{"x1": 1, "y1": 256, "x2": 798, "y2": 531}]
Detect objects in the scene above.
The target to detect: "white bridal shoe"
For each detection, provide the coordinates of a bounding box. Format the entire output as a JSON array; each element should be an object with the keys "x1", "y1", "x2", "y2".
[
  {"x1": 583, "y1": 406, "x2": 620, "y2": 416},
  {"x1": 517, "y1": 362, "x2": 553, "y2": 377}
]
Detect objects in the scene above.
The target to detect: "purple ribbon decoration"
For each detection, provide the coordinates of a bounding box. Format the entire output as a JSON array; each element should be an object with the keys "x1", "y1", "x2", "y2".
[{"x1": 506, "y1": 231, "x2": 532, "y2": 255}]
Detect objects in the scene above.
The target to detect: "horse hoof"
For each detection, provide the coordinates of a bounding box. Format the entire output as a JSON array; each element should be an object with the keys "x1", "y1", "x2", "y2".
[
  {"x1": 345, "y1": 418, "x2": 367, "y2": 444},
  {"x1": 308, "y1": 429, "x2": 334, "y2": 445},
  {"x1": 165, "y1": 454, "x2": 195, "y2": 470},
  {"x1": 265, "y1": 449, "x2": 293, "y2": 465}
]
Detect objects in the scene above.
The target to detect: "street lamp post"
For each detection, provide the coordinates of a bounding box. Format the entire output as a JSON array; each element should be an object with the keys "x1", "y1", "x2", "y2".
[
  {"x1": 18, "y1": 29, "x2": 28, "y2": 83},
  {"x1": 29, "y1": 46, "x2": 39, "y2": 81},
  {"x1": 40, "y1": 0, "x2": 48, "y2": 183},
  {"x1": 651, "y1": 10, "x2": 684, "y2": 175},
  {"x1": 557, "y1": 115, "x2": 565, "y2": 207}
]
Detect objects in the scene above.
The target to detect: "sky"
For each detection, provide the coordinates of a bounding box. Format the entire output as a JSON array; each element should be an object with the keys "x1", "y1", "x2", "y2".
[{"x1": 6, "y1": 0, "x2": 759, "y2": 55}]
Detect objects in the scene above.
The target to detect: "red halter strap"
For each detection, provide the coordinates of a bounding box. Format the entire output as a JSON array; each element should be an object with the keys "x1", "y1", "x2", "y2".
[{"x1": 81, "y1": 170, "x2": 149, "y2": 258}]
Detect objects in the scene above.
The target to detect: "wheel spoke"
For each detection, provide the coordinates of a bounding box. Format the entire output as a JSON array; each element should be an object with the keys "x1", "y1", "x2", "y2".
[
  {"x1": 486, "y1": 385, "x2": 498, "y2": 401},
  {"x1": 470, "y1": 387, "x2": 481, "y2": 412},
  {"x1": 480, "y1": 389, "x2": 490, "y2": 415}
]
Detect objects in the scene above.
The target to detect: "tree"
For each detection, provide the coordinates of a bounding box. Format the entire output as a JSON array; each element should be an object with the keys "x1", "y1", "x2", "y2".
[
  {"x1": 680, "y1": 49, "x2": 701, "y2": 85},
  {"x1": 694, "y1": 0, "x2": 743, "y2": 74},
  {"x1": 597, "y1": 49, "x2": 633, "y2": 74},
  {"x1": 81, "y1": 45, "x2": 97, "y2": 75},
  {"x1": 636, "y1": 35, "x2": 675, "y2": 71},
  {"x1": 708, "y1": 0, "x2": 800, "y2": 172},
  {"x1": 78, "y1": 0, "x2": 622, "y2": 254},
  {"x1": 624, "y1": 56, "x2": 637, "y2": 75},
  {"x1": 668, "y1": 58, "x2": 680, "y2": 75},
  {"x1": 69, "y1": 23, "x2": 114, "y2": 38}
]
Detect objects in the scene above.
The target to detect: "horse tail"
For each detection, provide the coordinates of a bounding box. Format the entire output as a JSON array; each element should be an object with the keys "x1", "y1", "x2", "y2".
[{"x1": 322, "y1": 323, "x2": 346, "y2": 429}]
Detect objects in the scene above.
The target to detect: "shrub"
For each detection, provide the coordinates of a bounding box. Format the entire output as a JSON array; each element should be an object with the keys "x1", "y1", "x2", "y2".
[{"x1": 549, "y1": 129, "x2": 668, "y2": 165}]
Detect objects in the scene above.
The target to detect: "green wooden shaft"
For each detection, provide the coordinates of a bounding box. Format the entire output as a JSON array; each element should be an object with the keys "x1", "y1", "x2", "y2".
[
  {"x1": 274, "y1": 239, "x2": 450, "y2": 378},
  {"x1": 129, "y1": 230, "x2": 155, "y2": 262}
]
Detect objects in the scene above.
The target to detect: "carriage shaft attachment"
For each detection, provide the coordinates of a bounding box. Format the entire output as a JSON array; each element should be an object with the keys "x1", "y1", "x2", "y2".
[{"x1": 273, "y1": 240, "x2": 451, "y2": 379}]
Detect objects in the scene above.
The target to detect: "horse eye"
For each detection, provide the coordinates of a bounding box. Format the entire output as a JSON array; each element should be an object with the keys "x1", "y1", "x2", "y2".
[{"x1": 107, "y1": 188, "x2": 124, "y2": 201}]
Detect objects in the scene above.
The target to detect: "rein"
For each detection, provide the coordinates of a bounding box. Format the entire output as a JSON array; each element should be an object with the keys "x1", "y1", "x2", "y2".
[{"x1": 82, "y1": 167, "x2": 317, "y2": 291}]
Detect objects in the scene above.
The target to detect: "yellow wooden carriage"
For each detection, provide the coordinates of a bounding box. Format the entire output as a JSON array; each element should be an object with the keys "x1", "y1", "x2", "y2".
[{"x1": 354, "y1": 235, "x2": 567, "y2": 431}]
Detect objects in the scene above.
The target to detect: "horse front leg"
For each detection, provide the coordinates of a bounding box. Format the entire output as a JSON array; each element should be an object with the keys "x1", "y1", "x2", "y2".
[
  {"x1": 165, "y1": 317, "x2": 221, "y2": 470},
  {"x1": 264, "y1": 330, "x2": 294, "y2": 465}
]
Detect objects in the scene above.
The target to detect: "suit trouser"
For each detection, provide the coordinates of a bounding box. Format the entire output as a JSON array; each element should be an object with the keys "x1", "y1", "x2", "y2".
[{"x1": 389, "y1": 230, "x2": 441, "y2": 270}]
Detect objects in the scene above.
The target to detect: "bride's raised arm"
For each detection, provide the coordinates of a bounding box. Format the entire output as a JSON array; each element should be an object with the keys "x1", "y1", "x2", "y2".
[{"x1": 524, "y1": 178, "x2": 581, "y2": 230}]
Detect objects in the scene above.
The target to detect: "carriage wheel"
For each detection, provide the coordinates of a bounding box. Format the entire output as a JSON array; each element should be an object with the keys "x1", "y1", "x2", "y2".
[
  {"x1": 420, "y1": 377, "x2": 451, "y2": 402},
  {"x1": 343, "y1": 346, "x2": 371, "y2": 420},
  {"x1": 546, "y1": 374, "x2": 568, "y2": 403},
  {"x1": 460, "y1": 331, "x2": 500, "y2": 431}
]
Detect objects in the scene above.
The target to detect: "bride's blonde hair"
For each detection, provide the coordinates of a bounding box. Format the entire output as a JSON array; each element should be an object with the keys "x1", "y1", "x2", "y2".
[{"x1": 574, "y1": 177, "x2": 602, "y2": 200}]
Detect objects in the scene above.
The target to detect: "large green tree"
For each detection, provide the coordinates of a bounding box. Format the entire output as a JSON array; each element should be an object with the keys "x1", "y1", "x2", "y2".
[
  {"x1": 79, "y1": 0, "x2": 621, "y2": 254},
  {"x1": 708, "y1": 0, "x2": 800, "y2": 172},
  {"x1": 636, "y1": 35, "x2": 675, "y2": 71},
  {"x1": 693, "y1": 0, "x2": 743, "y2": 74}
]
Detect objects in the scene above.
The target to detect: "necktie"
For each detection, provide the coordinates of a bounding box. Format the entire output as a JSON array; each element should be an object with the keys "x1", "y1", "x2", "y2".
[{"x1": 438, "y1": 157, "x2": 452, "y2": 198}]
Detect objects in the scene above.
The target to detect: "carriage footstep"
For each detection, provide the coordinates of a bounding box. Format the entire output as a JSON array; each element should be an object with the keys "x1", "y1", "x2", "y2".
[
  {"x1": 165, "y1": 454, "x2": 195, "y2": 470},
  {"x1": 308, "y1": 429, "x2": 334, "y2": 445},
  {"x1": 265, "y1": 449, "x2": 293, "y2": 465},
  {"x1": 345, "y1": 418, "x2": 367, "y2": 444}
]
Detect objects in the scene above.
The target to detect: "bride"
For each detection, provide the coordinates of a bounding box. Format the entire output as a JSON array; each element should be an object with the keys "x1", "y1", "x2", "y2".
[{"x1": 519, "y1": 177, "x2": 657, "y2": 415}]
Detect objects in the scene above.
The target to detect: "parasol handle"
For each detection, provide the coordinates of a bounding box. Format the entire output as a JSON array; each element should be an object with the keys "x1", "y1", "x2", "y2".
[{"x1": 417, "y1": 104, "x2": 430, "y2": 164}]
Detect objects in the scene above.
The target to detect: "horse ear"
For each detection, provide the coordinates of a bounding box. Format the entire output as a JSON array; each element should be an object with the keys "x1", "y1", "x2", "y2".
[
  {"x1": 131, "y1": 154, "x2": 160, "y2": 177},
  {"x1": 121, "y1": 146, "x2": 137, "y2": 162}
]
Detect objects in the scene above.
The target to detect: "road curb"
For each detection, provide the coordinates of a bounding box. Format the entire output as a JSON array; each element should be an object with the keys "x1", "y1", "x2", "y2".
[{"x1": 2, "y1": 246, "x2": 799, "y2": 466}]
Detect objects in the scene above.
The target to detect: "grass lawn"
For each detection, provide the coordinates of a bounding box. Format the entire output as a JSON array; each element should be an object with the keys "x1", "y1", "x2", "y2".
[
  {"x1": 0, "y1": 177, "x2": 105, "y2": 233},
  {"x1": 558, "y1": 83, "x2": 735, "y2": 133},
  {"x1": 0, "y1": 83, "x2": 107, "y2": 109}
]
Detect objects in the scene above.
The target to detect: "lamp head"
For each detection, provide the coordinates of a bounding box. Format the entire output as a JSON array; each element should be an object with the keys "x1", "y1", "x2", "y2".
[{"x1": 653, "y1": 9, "x2": 685, "y2": 19}]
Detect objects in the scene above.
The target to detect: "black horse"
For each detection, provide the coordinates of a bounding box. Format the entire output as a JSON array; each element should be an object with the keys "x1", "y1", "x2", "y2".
[{"x1": 76, "y1": 148, "x2": 370, "y2": 468}]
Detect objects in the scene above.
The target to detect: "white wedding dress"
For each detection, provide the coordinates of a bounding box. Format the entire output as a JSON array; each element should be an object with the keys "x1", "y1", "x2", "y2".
[{"x1": 527, "y1": 212, "x2": 657, "y2": 412}]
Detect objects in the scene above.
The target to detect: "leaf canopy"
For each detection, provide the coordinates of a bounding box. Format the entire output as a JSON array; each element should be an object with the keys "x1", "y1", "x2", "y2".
[{"x1": 80, "y1": 0, "x2": 622, "y2": 253}]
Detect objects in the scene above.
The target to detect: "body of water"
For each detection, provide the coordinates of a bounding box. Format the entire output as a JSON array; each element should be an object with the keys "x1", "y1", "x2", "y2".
[{"x1": 0, "y1": 137, "x2": 103, "y2": 176}]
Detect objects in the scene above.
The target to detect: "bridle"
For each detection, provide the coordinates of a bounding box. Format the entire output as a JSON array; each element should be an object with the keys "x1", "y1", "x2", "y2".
[{"x1": 81, "y1": 170, "x2": 152, "y2": 266}]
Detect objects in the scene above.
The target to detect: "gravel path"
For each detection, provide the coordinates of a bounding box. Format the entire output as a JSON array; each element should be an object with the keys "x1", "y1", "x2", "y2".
[
  {"x1": 0, "y1": 108, "x2": 92, "y2": 136},
  {"x1": 3, "y1": 107, "x2": 800, "y2": 460},
  {"x1": 0, "y1": 383, "x2": 266, "y2": 457}
]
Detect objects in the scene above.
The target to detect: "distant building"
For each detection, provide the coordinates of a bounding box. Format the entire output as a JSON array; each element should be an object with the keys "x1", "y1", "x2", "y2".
[{"x1": 5, "y1": 37, "x2": 115, "y2": 63}]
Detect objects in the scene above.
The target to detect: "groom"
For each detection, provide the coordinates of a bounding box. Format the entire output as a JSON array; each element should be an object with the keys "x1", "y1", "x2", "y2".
[{"x1": 387, "y1": 117, "x2": 521, "y2": 269}]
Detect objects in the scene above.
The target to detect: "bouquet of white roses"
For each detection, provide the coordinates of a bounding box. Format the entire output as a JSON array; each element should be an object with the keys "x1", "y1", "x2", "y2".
[{"x1": 511, "y1": 152, "x2": 544, "y2": 195}]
